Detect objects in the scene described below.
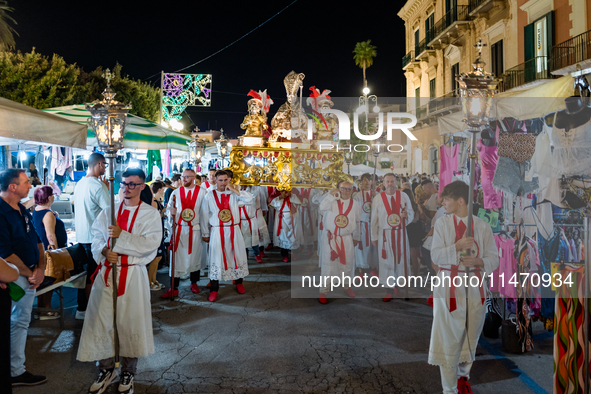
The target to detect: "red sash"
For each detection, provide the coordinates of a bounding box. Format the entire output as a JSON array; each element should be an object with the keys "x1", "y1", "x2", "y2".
[
  {"x1": 359, "y1": 191, "x2": 371, "y2": 250},
  {"x1": 277, "y1": 198, "x2": 294, "y2": 237},
  {"x1": 443, "y1": 215, "x2": 484, "y2": 312},
  {"x1": 380, "y1": 191, "x2": 403, "y2": 264},
  {"x1": 205, "y1": 181, "x2": 211, "y2": 188},
  {"x1": 174, "y1": 186, "x2": 200, "y2": 254},
  {"x1": 327, "y1": 199, "x2": 353, "y2": 265},
  {"x1": 214, "y1": 190, "x2": 238, "y2": 271},
  {"x1": 92, "y1": 202, "x2": 141, "y2": 297},
  {"x1": 240, "y1": 206, "x2": 253, "y2": 236}
]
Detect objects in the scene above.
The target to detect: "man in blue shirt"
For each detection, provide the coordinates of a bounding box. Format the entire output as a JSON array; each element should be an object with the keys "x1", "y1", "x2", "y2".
[{"x1": 0, "y1": 169, "x2": 47, "y2": 387}]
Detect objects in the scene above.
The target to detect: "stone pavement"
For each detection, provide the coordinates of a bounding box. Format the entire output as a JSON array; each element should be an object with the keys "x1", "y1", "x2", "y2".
[{"x1": 16, "y1": 247, "x2": 553, "y2": 394}]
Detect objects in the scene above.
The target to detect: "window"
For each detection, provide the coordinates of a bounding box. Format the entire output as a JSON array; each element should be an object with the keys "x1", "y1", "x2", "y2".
[
  {"x1": 414, "y1": 28, "x2": 420, "y2": 56},
  {"x1": 450, "y1": 63, "x2": 459, "y2": 95},
  {"x1": 524, "y1": 11, "x2": 553, "y2": 81},
  {"x1": 429, "y1": 78, "x2": 436, "y2": 97},
  {"x1": 491, "y1": 40, "x2": 504, "y2": 77},
  {"x1": 425, "y1": 13, "x2": 435, "y2": 43}
]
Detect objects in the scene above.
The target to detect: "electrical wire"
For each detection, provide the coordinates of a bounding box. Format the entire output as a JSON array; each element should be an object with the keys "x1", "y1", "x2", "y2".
[{"x1": 143, "y1": 0, "x2": 298, "y2": 81}]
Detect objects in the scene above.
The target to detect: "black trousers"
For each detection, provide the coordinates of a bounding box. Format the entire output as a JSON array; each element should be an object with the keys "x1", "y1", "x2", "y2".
[
  {"x1": 280, "y1": 248, "x2": 289, "y2": 257},
  {"x1": 172, "y1": 270, "x2": 201, "y2": 289},
  {"x1": 78, "y1": 243, "x2": 98, "y2": 312},
  {"x1": 0, "y1": 288, "x2": 12, "y2": 393},
  {"x1": 210, "y1": 278, "x2": 242, "y2": 292}
]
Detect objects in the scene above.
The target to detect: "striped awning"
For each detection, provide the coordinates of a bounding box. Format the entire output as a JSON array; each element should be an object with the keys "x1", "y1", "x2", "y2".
[{"x1": 42, "y1": 105, "x2": 191, "y2": 151}]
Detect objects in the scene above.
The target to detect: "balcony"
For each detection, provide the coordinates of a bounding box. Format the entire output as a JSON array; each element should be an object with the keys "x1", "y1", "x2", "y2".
[
  {"x1": 410, "y1": 90, "x2": 461, "y2": 123},
  {"x1": 468, "y1": 0, "x2": 506, "y2": 18},
  {"x1": 502, "y1": 56, "x2": 553, "y2": 91},
  {"x1": 415, "y1": 37, "x2": 435, "y2": 61},
  {"x1": 402, "y1": 50, "x2": 415, "y2": 69},
  {"x1": 427, "y1": 6, "x2": 470, "y2": 48},
  {"x1": 549, "y1": 29, "x2": 591, "y2": 75}
]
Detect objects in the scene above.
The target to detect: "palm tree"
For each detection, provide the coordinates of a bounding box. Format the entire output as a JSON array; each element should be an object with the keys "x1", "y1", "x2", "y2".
[
  {"x1": 0, "y1": 1, "x2": 17, "y2": 50},
  {"x1": 353, "y1": 40, "x2": 377, "y2": 88}
]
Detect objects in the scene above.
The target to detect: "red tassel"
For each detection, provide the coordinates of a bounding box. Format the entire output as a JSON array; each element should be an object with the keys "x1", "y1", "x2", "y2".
[{"x1": 382, "y1": 249, "x2": 387, "y2": 259}]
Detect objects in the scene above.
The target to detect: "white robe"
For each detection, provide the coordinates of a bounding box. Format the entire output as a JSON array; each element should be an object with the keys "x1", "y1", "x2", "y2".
[
  {"x1": 312, "y1": 190, "x2": 330, "y2": 263},
  {"x1": 428, "y1": 214, "x2": 499, "y2": 368},
  {"x1": 202, "y1": 187, "x2": 253, "y2": 281},
  {"x1": 77, "y1": 202, "x2": 162, "y2": 362},
  {"x1": 238, "y1": 190, "x2": 260, "y2": 248},
  {"x1": 252, "y1": 186, "x2": 271, "y2": 247},
  {"x1": 166, "y1": 186, "x2": 208, "y2": 276},
  {"x1": 319, "y1": 195, "x2": 361, "y2": 281},
  {"x1": 270, "y1": 194, "x2": 302, "y2": 250},
  {"x1": 353, "y1": 190, "x2": 375, "y2": 269},
  {"x1": 294, "y1": 188, "x2": 317, "y2": 246},
  {"x1": 370, "y1": 191, "x2": 415, "y2": 286}
]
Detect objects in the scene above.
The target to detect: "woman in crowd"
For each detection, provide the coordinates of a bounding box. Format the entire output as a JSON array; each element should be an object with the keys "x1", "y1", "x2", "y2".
[
  {"x1": 32, "y1": 186, "x2": 68, "y2": 319},
  {"x1": 149, "y1": 182, "x2": 166, "y2": 290},
  {"x1": 401, "y1": 187, "x2": 423, "y2": 276}
]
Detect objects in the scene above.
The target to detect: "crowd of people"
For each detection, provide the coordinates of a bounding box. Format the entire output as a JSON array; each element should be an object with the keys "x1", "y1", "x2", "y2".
[{"x1": 0, "y1": 155, "x2": 498, "y2": 394}]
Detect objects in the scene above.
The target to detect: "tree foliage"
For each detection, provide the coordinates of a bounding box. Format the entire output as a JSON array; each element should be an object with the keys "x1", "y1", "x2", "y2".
[
  {"x1": 0, "y1": 49, "x2": 160, "y2": 121},
  {"x1": 352, "y1": 40, "x2": 377, "y2": 84},
  {"x1": 0, "y1": 1, "x2": 16, "y2": 50}
]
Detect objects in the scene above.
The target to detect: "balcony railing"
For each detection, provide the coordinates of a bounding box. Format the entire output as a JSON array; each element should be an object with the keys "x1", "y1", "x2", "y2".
[
  {"x1": 469, "y1": 0, "x2": 489, "y2": 11},
  {"x1": 549, "y1": 29, "x2": 591, "y2": 72},
  {"x1": 415, "y1": 37, "x2": 434, "y2": 57},
  {"x1": 411, "y1": 90, "x2": 461, "y2": 121},
  {"x1": 402, "y1": 50, "x2": 415, "y2": 68},
  {"x1": 503, "y1": 56, "x2": 550, "y2": 91},
  {"x1": 427, "y1": 5, "x2": 470, "y2": 45}
]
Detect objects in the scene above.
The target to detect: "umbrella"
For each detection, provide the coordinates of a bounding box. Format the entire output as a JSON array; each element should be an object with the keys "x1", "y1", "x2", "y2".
[{"x1": 43, "y1": 105, "x2": 191, "y2": 151}]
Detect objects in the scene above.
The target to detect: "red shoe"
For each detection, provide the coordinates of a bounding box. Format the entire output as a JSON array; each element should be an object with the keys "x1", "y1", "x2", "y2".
[
  {"x1": 344, "y1": 288, "x2": 356, "y2": 297},
  {"x1": 236, "y1": 284, "x2": 245, "y2": 294},
  {"x1": 190, "y1": 284, "x2": 200, "y2": 294},
  {"x1": 255, "y1": 255, "x2": 263, "y2": 263},
  {"x1": 370, "y1": 270, "x2": 378, "y2": 278},
  {"x1": 457, "y1": 377, "x2": 473, "y2": 394},
  {"x1": 265, "y1": 244, "x2": 274, "y2": 250},
  {"x1": 427, "y1": 294, "x2": 434, "y2": 307},
  {"x1": 383, "y1": 293, "x2": 393, "y2": 302},
  {"x1": 319, "y1": 293, "x2": 328, "y2": 304},
  {"x1": 206, "y1": 281, "x2": 211, "y2": 288},
  {"x1": 393, "y1": 288, "x2": 401, "y2": 296},
  {"x1": 282, "y1": 256, "x2": 289, "y2": 263},
  {"x1": 160, "y1": 288, "x2": 178, "y2": 299},
  {"x1": 208, "y1": 291, "x2": 217, "y2": 302},
  {"x1": 259, "y1": 250, "x2": 265, "y2": 257},
  {"x1": 232, "y1": 280, "x2": 235, "y2": 284}
]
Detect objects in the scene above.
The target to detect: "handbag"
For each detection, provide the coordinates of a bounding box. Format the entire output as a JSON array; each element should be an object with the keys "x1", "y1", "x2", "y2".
[
  {"x1": 501, "y1": 317, "x2": 523, "y2": 354},
  {"x1": 44, "y1": 243, "x2": 89, "y2": 284}
]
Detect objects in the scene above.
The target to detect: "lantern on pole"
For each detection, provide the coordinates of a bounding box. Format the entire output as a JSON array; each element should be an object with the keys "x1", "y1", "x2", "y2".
[
  {"x1": 341, "y1": 141, "x2": 353, "y2": 175},
  {"x1": 86, "y1": 68, "x2": 132, "y2": 368},
  {"x1": 189, "y1": 127, "x2": 206, "y2": 170},
  {"x1": 456, "y1": 39, "x2": 500, "y2": 240},
  {"x1": 216, "y1": 128, "x2": 230, "y2": 168}
]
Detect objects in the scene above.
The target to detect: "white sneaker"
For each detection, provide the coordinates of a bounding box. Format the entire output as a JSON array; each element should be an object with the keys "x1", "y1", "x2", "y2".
[
  {"x1": 76, "y1": 310, "x2": 86, "y2": 320},
  {"x1": 117, "y1": 372, "x2": 134, "y2": 394},
  {"x1": 89, "y1": 369, "x2": 117, "y2": 394}
]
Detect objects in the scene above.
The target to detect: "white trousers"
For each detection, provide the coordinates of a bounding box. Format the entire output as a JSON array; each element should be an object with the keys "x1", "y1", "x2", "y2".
[{"x1": 439, "y1": 362, "x2": 472, "y2": 394}]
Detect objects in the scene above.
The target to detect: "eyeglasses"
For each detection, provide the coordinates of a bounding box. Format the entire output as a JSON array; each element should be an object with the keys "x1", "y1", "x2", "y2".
[
  {"x1": 339, "y1": 187, "x2": 353, "y2": 192},
  {"x1": 119, "y1": 182, "x2": 142, "y2": 190},
  {"x1": 100, "y1": 162, "x2": 109, "y2": 168},
  {"x1": 181, "y1": 175, "x2": 195, "y2": 179}
]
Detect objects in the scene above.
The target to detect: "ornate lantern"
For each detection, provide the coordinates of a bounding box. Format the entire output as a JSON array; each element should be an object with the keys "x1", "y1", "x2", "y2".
[
  {"x1": 189, "y1": 127, "x2": 206, "y2": 169},
  {"x1": 341, "y1": 141, "x2": 353, "y2": 175},
  {"x1": 216, "y1": 128, "x2": 230, "y2": 167}
]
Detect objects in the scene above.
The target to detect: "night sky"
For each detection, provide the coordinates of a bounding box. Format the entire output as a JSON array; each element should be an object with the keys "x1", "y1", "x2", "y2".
[{"x1": 12, "y1": 0, "x2": 406, "y2": 138}]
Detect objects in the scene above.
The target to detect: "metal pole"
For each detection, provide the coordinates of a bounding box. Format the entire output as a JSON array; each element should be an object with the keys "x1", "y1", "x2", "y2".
[
  {"x1": 107, "y1": 153, "x2": 120, "y2": 368},
  {"x1": 373, "y1": 154, "x2": 378, "y2": 194},
  {"x1": 464, "y1": 131, "x2": 477, "y2": 363},
  {"x1": 585, "y1": 216, "x2": 589, "y2": 394},
  {"x1": 159, "y1": 71, "x2": 164, "y2": 125}
]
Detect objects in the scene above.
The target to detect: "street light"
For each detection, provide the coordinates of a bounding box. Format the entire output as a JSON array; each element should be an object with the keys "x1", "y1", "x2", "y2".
[
  {"x1": 359, "y1": 84, "x2": 378, "y2": 165},
  {"x1": 371, "y1": 138, "x2": 383, "y2": 194},
  {"x1": 341, "y1": 141, "x2": 353, "y2": 175},
  {"x1": 189, "y1": 127, "x2": 206, "y2": 170},
  {"x1": 86, "y1": 68, "x2": 132, "y2": 368},
  {"x1": 216, "y1": 128, "x2": 230, "y2": 168}
]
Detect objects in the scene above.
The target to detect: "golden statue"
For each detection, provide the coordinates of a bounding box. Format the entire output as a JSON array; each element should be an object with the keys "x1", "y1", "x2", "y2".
[
  {"x1": 238, "y1": 89, "x2": 273, "y2": 147},
  {"x1": 307, "y1": 86, "x2": 337, "y2": 144},
  {"x1": 269, "y1": 71, "x2": 310, "y2": 148}
]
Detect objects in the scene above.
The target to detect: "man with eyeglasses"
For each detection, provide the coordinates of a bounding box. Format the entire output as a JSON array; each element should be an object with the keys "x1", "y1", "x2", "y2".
[
  {"x1": 353, "y1": 173, "x2": 378, "y2": 279},
  {"x1": 317, "y1": 181, "x2": 361, "y2": 304},
  {"x1": 201, "y1": 170, "x2": 253, "y2": 302},
  {"x1": 371, "y1": 173, "x2": 414, "y2": 302},
  {"x1": 162, "y1": 169, "x2": 208, "y2": 298},
  {"x1": 78, "y1": 168, "x2": 162, "y2": 394},
  {"x1": 74, "y1": 152, "x2": 110, "y2": 320}
]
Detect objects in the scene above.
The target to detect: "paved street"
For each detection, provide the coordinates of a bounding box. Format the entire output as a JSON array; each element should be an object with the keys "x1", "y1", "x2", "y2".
[{"x1": 17, "y1": 248, "x2": 553, "y2": 394}]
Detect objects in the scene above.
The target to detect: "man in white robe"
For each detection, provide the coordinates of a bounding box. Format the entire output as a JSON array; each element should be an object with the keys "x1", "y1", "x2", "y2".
[
  {"x1": 239, "y1": 186, "x2": 261, "y2": 262},
  {"x1": 371, "y1": 173, "x2": 414, "y2": 301},
  {"x1": 269, "y1": 190, "x2": 301, "y2": 262},
  {"x1": 311, "y1": 189, "x2": 329, "y2": 263},
  {"x1": 78, "y1": 168, "x2": 162, "y2": 394},
  {"x1": 352, "y1": 173, "x2": 376, "y2": 277},
  {"x1": 254, "y1": 186, "x2": 271, "y2": 254},
  {"x1": 318, "y1": 181, "x2": 361, "y2": 303},
  {"x1": 162, "y1": 169, "x2": 208, "y2": 298},
  {"x1": 201, "y1": 171, "x2": 253, "y2": 301},
  {"x1": 429, "y1": 181, "x2": 498, "y2": 394},
  {"x1": 293, "y1": 187, "x2": 317, "y2": 254}
]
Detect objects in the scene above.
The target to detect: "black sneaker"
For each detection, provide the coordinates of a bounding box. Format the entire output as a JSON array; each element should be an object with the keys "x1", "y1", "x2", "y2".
[
  {"x1": 89, "y1": 368, "x2": 118, "y2": 394},
  {"x1": 11, "y1": 371, "x2": 47, "y2": 387},
  {"x1": 118, "y1": 371, "x2": 134, "y2": 394}
]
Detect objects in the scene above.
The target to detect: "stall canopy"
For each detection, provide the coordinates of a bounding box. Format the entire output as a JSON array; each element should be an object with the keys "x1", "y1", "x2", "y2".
[
  {"x1": 43, "y1": 105, "x2": 192, "y2": 151},
  {"x1": 344, "y1": 163, "x2": 388, "y2": 177},
  {"x1": 0, "y1": 98, "x2": 87, "y2": 148},
  {"x1": 437, "y1": 75, "x2": 574, "y2": 136}
]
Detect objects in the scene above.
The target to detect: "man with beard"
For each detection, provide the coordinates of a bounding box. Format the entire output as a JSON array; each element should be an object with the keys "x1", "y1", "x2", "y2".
[
  {"x1": 161, "y1": 169, "x2": 208, "y2": 298},
  {"x1": 352, "y1": 173, "x2": 377, "y2": 278},
  {"x1": 371, "y1": 173, "x2": 414, "y2": 301}
]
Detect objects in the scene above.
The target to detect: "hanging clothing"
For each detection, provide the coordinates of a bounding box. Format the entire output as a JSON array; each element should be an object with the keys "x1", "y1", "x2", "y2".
[
  {"x1": 547, "y1": 113, "x2": 591, "y2": 177},
  {"x1": 539, "y1": 230, "x2": 560, "y2": 319},
  {"x1": 146, "y1": 150, "x2": 162, "y2": 177},
  {"x1": 438, "y1": 144, "x2": 459, "y2": 196},
  {"x1": 514, "y1": 228, "x2": 534, "y2": 352},
  {"x1": 477, "y1": 139, "x2": 502, "y2": 209}
]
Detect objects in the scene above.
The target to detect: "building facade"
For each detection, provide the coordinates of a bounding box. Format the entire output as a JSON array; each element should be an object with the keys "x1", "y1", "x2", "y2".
[{"x1": 398, "y1": 0, "x2": 591, "y2": 175}]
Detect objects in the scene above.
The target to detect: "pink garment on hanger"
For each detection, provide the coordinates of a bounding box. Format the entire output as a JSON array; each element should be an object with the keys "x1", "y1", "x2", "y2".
[
  {"x1": 477, "y1": 139, "x2": 503, "y2": 209},
  {"x1": 490, "y1": 235, "x2": 517, "y2": 298},
  {"x1": 438, "y1": 144, "x2": 459, "y2": 196}
]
